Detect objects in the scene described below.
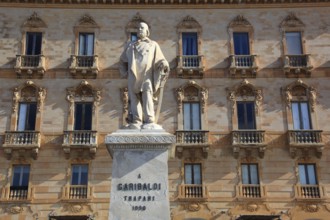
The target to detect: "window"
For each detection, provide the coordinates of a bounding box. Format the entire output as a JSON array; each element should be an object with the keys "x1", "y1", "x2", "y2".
[
  {"x1": 237, "y1": 101, "x2": 256, "y2": 130},
  {"x1": 185, "y1": 164, "x2": 201, "y2": 185},
  {"x1": 298, "y1": 164, "x2": 317, "y2": 185},
  {"x1": 182, "y1": 32, "x2": 198, "y2": 56},
  {"x1": 183, "y1": 102, "x2": 201, "y2": 130},
  {"x1": 12, "y1": 165, "x2": 30, "y2": 189},
  {"x1": 71, "y1": 164, "x2": 88, "y2": 185},
  {"x1": 291, "y1": 102, "x2": 311, "y2": 130},
  {"x1": 241, "y1": 164, "x2": 259, "y2": 185},
  {"x1": 26, "y1": 32, "x2": 42, "y2": 55},
  {"x1": 130, "y1": 32, "x2": 138, "y2": 42},
  {"x1": 79, "y1": 33, "x2": 94, "y2": 56},
  {"x1": 285, "y1": 32, "x2": 303, "y2": 55},
  {"x1": 17, "y1": 102, "x2": 37, "y2": 131},
  {"x1": 74, "y1": 102, "x2": 92, "y2": 130},
  {"x1": 233, "y1": 32, "x2": 250, "y2": 55}
]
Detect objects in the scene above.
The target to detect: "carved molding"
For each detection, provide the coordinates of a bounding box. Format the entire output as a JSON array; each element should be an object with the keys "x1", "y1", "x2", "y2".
[
  {"x1": 8, "y1": 205, "x2": 24, "y2": 214},
  {"x1": 227, "y1": 79, "x2": 263, "y2": 115},
  {"x1": 12, "y1": 80, "x2": 46, "y2": 113},
  {"x1": 105, "y1": 134, "x2": 176, "y2": 144},
  {"x1": 175, "y1": 80, "x2": 208, "y2": 113},
  {"x1": 66, "y1": 80, "x2": 101, "y2": 114},
  {"x1": 280, "y1": 12, "x2": 305, "y2": 29},
  {"x1": 283, "y1": 79, "x2": 316, "y2": 112},
  {"x1": 228, "y1": 15, "x2": 252, "y2": 28},
  {"x1": 22, "y1": 12, "x2": 47, "y2": 28},
  {"x1": 75, "y1": 15, "x2": 99, "y2": 28},
  {"x1": 177, "y1": 15, "x2": 202, "y2": 32},
  {"x1": 126, "y1": 13, "x2": 147, "y2": 32}
]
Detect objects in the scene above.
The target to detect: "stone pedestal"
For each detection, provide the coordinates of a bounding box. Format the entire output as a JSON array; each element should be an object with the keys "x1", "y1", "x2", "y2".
[{"x1": 105, "y1": 129, "x2": 175, "y2": 220}]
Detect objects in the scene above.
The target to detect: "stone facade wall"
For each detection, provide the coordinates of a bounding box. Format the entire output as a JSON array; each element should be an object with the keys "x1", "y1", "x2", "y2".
[{"x1": 0, "y1": 4, "x2": 329, "y2": 220}]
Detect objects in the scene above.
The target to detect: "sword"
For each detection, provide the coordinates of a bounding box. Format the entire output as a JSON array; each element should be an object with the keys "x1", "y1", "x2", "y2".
[{"x1": 155, "y1": 68, "x2": 169, "y2": 123}]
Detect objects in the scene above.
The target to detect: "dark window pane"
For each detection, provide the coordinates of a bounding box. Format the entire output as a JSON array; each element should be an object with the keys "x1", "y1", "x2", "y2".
[
  {"x1": 233, "y1": 32, "x2": 250, "y2": 55},
  {"x1": 183, "y1": 102, "x2": 201, "y2": 130},
  {"x1": 74, "y1": 103, "x2": 92, "y2": 130},
  {"x1": 185, "y1": 164, "x2": 202, "y2": 184},
  {"x1": 12, "y1": 165, "x2": 30, "y2": 187},
  {"x1": 285, "y1": 32, "x2": 303, "y2": 55},
  {"x1": 237, "y1": 102, "x2": 256, "y2": 129},
  {"x1": 26, "y1": 32, "x2": 42, "y2": 55},
  {"x1": 131, "y1": 32, "x2": 138, "y2": 42},
  {"x1": 292, "y1": 102, "x2": 311, "y2": 130},
  {"x1": 182, "y1": 33, "x2": 198, "y2": 55},
  {"x1": 241, "y1": 164, "x2": 259, "y2": 184},
  {"x1": 79, "y1": 33, "x2": 94, "y2": 56},
  {"x1": 71, "y1": 164, "x2": 88, "y2": 185},
  {"x1": 299, "y1": 164, "x2": 317, "y2": 185},
  {"x1": 17, "y1": 103, "x2": 37, "y2": 131}
]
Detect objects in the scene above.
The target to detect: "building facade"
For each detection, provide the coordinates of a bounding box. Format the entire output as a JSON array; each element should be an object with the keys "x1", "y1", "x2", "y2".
[{"x1": 0, "y1": 1, "x2": 330, "y2": 220}]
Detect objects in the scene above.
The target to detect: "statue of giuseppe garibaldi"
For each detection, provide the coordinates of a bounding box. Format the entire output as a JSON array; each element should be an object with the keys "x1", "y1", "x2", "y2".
[{"x1": 119, "y1": 22, "x2": 169, "y2": 129}]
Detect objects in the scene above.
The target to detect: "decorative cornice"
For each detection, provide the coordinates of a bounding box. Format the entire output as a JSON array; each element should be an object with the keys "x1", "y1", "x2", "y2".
[
  {"x1": 280, "y1": 12, "x2": 305, "y2": 28},
  {"x1": 228, "y1": 15, "x2": 252, "y2": 28},
  {"x1": 0, "y1": 0, "x2": 329, "y2": 5},
  {"x1": 22, "y1": 12, "x2": 47, "y2": 28}
]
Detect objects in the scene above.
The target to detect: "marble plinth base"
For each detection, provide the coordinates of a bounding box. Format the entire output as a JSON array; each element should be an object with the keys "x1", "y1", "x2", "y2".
[{"x1": 105, "y1": 129, "x2": 175, "y2": 220}]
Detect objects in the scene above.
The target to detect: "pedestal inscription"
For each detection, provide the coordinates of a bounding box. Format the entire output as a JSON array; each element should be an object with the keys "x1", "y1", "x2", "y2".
[{"x1": 105, "y1": 129, "x2": 175, "y2": 220}]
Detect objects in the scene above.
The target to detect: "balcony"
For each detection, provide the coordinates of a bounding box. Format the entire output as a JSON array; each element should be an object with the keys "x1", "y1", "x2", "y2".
[
  {"x1": 176, "y1": 130, "x2": 209, "y2": 159},
  {"x1": 15, "y1": 55, "x2": 46, "y2": 78},
  {"x1": 69, "y1": 55, "x2": 99, "y2": 78},
  {"x1": 288, "y1": 130, "x2": 324, "y2": 158},
  {"x1": 178, "y1": 184, "x2": 208, "y2": 201},
  {"x1": 2, "y1": 131, "x2": 41, "y2": 160},
  {"x1": 62, "y1": 130, "x2": 98, "y2": 158},
  {"x1": 177, "y1": 55, "x2": 204, "y2": 78},
  {"x1": 283, "y1": 54, "x2": 312, "y2": 76},
  {"x1": 229, "y1": 55, "x2": 258, "y2": 77},
  {"x1": 237, "y1": 184, "x2": 265, "y2": 199},
  {"x1": 62, "y1": 185, "x2": 93, "y2": 201},
  {"x1": 0, "y1": 186, "x2": 33, "y2": 201},
  {"x1": 295, "y1": 185, "x2": 325, "y2": 200},
  {"x1": 232, "y1": 130, "x2": 266, "y2": 158}
]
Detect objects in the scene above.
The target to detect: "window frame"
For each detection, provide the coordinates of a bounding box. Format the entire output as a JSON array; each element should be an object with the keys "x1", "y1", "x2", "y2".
[
  {"x1": 184, "y1": 163, "x2": 202, "y2": 185},
  {"x1": 74, "y1": 102, "x2": 93, "y2": 131},
  {"x1": 71, "y1": 164, "x2": 89, "y2": 186},
  {"x1": 17, "y1": 102, "x2": 38, "y2": 131},
  {"x1": 183, "y1": 102, "x2": 201, "y2": 130},
  {"x1": 237, "y1": 101, "x2": 256, "y2": 130},
  {"x1": 298, "y1": 163, "x2": 318, "y2": 185},
  {"x1": 11, "y1": 164, "x2": 31, "y2": 189},
  {"x1": 241, "y1": 163, "x2": 259, "y2": 185},
  {"x1": 291, "y1": 101, "x2": 312, "y2": 130},
  {"x1": 233, "y1": 32, "x2": 250, "y2": 55},
  {"x1": 78, "y1": 33, "x2": 95, "y2": 56}
]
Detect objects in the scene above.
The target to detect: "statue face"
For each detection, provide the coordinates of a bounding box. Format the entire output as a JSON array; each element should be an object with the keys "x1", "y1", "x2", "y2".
[{"x1": 138, "y1": 22, "x2": 149, "y2": 39}]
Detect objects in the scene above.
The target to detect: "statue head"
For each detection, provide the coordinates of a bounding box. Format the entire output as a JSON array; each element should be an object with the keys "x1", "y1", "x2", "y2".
[{"x1": 138, "y1": 22, "x2": 150, "y2": 39}]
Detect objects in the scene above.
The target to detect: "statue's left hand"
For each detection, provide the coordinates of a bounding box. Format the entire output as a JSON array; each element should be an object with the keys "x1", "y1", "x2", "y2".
[{"x1": 158, "y1": 61, "x2": 169, "y2": 74}]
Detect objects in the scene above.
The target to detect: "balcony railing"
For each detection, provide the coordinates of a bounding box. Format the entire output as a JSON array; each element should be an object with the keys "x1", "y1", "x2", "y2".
[
  {"x1": 232, "y1": 130, "x2": 265, "y2": 145},
  {"x1": 229, "y1": 55, "x2": 257, "y2": 76},
  {"x1": 284, "y1": 54, "x2": 312, "y2": 75},
  {"x1": 178, "y1": 184, "x2": 207, "y2": 200},
  {"x1": 69, "y1": 55, "x2": 99, "y2": 76},
  {"x1": 1, "y1": 186, "x2": 33, "y2": 201},
  {"x1": 62, "y1": 185, "x2": 92, "y2": 200},
  {"x1": 177, "y1": 55, "x2": 204, "y2": 78},
  {"x1": 4, "y1": 131, "x2": 40, "y2": 146},
  {"x1": 288, "y1": 130, "x2": 323, "y2": 146},
  {"x1": 176, "y1": 130, "x2": 209, "y2": 145},
  {"x1": 63, "y1": 130, "x2": 97, "y2": 146},
  {"x1": 296, "y1": 185, "x2": 323, "y2": 199},
  {"x1": 15, "y1": 55, "x2": 46, "y2": 76},
  {"x1": 237, "y1": 184, "x2": 265, "y2": 198}
]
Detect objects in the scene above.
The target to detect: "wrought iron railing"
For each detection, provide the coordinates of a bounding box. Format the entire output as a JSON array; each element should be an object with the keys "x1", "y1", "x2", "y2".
[
  {"x1": 63, "y1": 130, "x2": 97, "y2": 146},
  {"x1": 232, "y1": 130, "x2": 265, "y2": 145},
  {"x1": 230, "y1": 55, "x2": 257, "y2": 68},
  {"x1": 4, "y1": 131, "x2": 40, "y2": 146},
  {"x1": 178, "y1": 184, "x2": 207, "y2": 199},
  {"x1": 296, "y1": 185, "x2": 322, "y2": 199},
  {"x1": 238, "y1": 184, "x2": 264, "y2": 198},
  {"x1": 288, "y1": 130, "x2": 323, "y2": 145},
  {"x1": 176, "y1": 130, "x2": 209, "y2": 144}
]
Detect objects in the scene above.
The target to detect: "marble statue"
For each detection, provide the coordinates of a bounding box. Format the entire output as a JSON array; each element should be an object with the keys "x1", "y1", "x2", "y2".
[{"x1": 119, "y1": 22, "x2": 169, "y2": 129}]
